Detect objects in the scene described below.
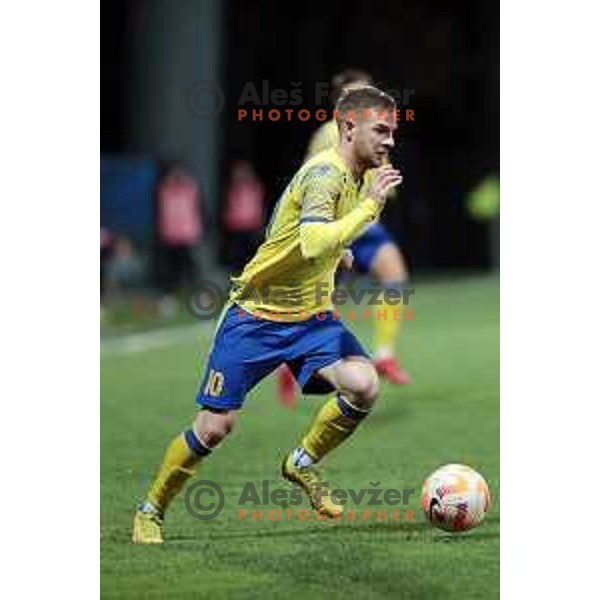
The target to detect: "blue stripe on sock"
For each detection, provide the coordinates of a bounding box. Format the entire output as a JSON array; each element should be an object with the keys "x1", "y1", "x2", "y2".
[
  {"x1": 184, "y1": 429, "x2": 212, "y2": 457},
  {"x1": 336, "y1": 394, "x2": 368, "y2": 420}
]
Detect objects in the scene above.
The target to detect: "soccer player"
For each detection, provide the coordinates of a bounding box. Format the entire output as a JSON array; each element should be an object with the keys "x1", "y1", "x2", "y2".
[
  {"x1": 279, "y1": 70, "x2": 412, "y2": 407},
  {"x1": 132, "y1": 86, "x2": 403, "y2": 544}
]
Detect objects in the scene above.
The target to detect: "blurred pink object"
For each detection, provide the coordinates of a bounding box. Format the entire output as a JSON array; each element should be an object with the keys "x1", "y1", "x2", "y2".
[
  {"x1": 158, "y1": 169, "x2": 203, "y2": 246},
  {"x1": 224, "y1": 161, "x2": 264, "y2": 232},
  {"x1": 101, "y1": 228, "x2": 113, "y2": 250}
]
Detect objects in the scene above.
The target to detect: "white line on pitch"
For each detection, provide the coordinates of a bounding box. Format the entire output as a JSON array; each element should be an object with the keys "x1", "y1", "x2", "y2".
[{"x1": 101, "y1": 324, "x2": 211, "y2": 357}]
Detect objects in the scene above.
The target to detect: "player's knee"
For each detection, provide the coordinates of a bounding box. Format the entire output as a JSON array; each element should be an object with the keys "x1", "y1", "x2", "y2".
[
  {"x1": 194, "y1": 409, "x2": 237, "y2": 447},
  {"x1": 360, "y1": 369, "x2": 380, "y2": 405},
  {"x1": 347, "y1": 364, "x2": 380, "y2": 409},
  {"x1": 372, "y1": 242, "x2": 408, "y2": 281}
]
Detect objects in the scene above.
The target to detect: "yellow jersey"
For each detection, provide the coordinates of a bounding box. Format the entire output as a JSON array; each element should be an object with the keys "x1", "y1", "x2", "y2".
[{"x1": 229, "y1": 147, "x2": 380, "y2": 318}]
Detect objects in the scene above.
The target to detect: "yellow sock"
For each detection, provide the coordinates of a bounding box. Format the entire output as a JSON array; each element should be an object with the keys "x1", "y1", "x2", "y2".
[
  {"x1": 375, "y1": 297, "x2": 403, "y2": 357},
  {"x1": 147, "y1": 429, "x2": 211, "y2": 513},
  {"x1": 301, "y1": 394, "x2": 369, "y2": 462}
]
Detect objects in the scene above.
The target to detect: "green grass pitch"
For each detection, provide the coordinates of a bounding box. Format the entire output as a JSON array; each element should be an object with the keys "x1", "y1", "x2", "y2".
[{"x1": 101, "y1": 274, "x2": 499, "y2": 599}]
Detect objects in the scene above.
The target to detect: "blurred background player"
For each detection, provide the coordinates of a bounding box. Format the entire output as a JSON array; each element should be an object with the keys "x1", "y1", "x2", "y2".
[
  {"x1": 156, "y1": 163, "x2": 204, "y2": 295},
  {"x1": 279, "y1": 69, "x2": 412, "y2": 407},
  {"x1": 222, "y1": 160, "x2": 265, "y2": 272}
]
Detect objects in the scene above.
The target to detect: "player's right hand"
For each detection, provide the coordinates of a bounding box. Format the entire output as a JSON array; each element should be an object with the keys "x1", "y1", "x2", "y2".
[{"x1": 366, "y1": 165, "x2": 403, "y2": 204}]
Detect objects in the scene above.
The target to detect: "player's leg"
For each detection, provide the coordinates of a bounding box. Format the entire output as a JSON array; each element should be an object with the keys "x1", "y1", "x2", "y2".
[
  {"x1": 282, "y1": 356, "x2": 379, "y2": 516},
  {"x1": 370, "y1": 240, "x2": 412, "y2": 384},
  {"x1": 299, "y1": 356, "x2": 379, "y2": 459},
  {"x1": 132, "y1": 408, "x2": 239, "y2": 544},
  {"x1": 281, "y1": 313, "x2": 381, "y2": 515},
  {"x1": 133, "y1": 304, "x2": 280, "y2": 543},
  {"x1": 294, "y1": 356, "x2": 379, "y2": 463},
  {"x1": 277, "y1": 364, "x2": 298, "y2": 408},
  {"x1": 144, "y1": 409, "x2": 239, "y2": 514},
  {"x1": 351, "y1": 224, "x2": 411, "y2": 384}
]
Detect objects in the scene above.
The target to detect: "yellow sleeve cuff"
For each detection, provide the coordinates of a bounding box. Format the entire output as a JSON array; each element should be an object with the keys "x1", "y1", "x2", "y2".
[{"x1": 360, "y1": 197, "x2": 381, "y2": 219}]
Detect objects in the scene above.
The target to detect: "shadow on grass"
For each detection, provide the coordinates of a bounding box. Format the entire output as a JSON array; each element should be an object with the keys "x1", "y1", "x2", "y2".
[
  {"x1": 106, "y1": 514, "x2": 499, "y2": 546},
  {"x1": 167, "y1": 514, "x2": 499, "y2": 543}
]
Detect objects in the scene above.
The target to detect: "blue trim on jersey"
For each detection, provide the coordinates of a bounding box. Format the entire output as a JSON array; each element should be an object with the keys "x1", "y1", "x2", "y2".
[
  {"x1": 299, "y1": 216, "x2": 333, "y2": 224},
  {"x1": 195, "y1": 304, "x2": 369, "y2": 410}
]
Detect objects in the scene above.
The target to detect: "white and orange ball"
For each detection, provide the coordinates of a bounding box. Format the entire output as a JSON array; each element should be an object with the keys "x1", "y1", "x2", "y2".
[{"x1": 421, "y1": 464, "x2": 491, "y2": 532}]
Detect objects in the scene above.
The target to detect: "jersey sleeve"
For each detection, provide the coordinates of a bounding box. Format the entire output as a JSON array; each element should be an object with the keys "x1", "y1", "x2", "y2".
[
  {"x1": 299, "y1": 163, "x2": 380, "y2": 260},
  {"x1": 299, "y1": 163, "x2": 343, "y2": 224}
]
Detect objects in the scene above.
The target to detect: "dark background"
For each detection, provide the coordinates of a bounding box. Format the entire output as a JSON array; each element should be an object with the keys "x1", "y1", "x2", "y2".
[{"x1": 101, "y1": 0, "x2": 499, "y2": 272}]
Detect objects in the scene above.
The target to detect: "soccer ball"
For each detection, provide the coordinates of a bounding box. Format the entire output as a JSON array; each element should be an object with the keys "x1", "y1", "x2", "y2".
[{"x1": 421, "y1": 464, "x2": 491, "y2": 532}]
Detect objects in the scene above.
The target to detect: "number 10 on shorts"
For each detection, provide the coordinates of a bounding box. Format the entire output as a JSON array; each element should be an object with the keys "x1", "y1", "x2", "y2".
[{"x1": 204, "y1": 369, "x2": 225, "y2": 397}]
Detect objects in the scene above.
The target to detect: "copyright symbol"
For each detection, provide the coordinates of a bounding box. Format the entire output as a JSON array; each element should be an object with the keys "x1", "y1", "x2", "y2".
[
  {"x1": 184, "y1": 480, "x2": 225, "y2": 521},
  {"x1": 185, "y1": 281, "x2": 224, "y2": 321},
  {"x1": 186, "y1": 81, "x2": 224, "y2": 120}
]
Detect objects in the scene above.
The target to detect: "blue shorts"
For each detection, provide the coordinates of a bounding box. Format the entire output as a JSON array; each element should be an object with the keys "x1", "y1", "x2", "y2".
[
  {"x1": 196, "y1": 304, "x2": 369, "y2": 410},
  {"x1": 350, "y1": 223, "x2": 393, "y2": 273}
]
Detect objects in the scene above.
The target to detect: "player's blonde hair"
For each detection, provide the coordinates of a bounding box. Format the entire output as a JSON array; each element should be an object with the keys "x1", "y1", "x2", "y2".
[{"x1": 335, "y1": 86, "x2": 396, "y2": 127}]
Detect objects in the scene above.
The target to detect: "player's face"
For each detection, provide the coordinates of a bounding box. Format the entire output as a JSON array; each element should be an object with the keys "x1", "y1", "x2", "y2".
[{"x1": 353, "y1": 110, "x2": 397, "y2": 168}]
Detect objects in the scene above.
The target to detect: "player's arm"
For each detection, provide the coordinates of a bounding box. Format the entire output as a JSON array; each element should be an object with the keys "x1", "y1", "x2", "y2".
[
  {"x1": 299, "y1": 165, "x2": 401, "y2": 260},
  {"x1": 299, "y1": 163, "x2": 375, "y2": 260}
]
